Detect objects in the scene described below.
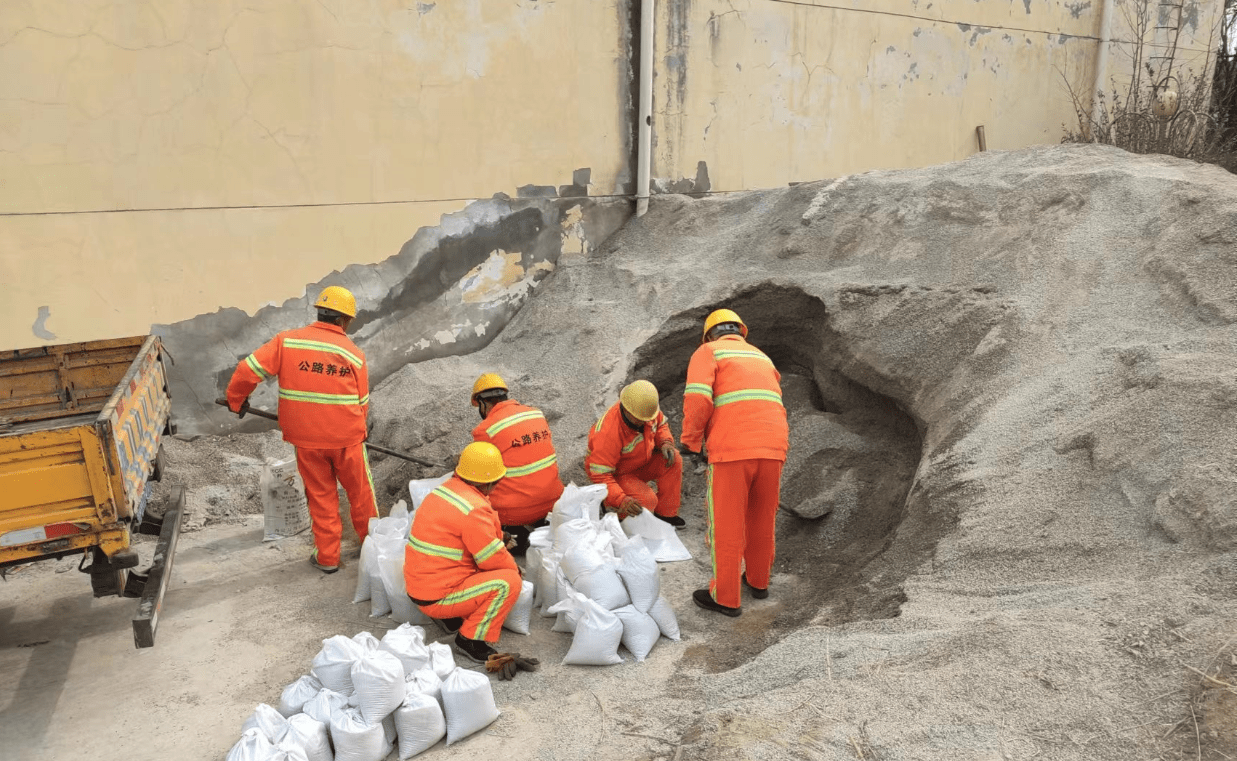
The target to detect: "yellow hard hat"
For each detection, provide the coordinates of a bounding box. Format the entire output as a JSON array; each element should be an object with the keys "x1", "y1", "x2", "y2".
[
  {"x1": 702, "y1": 308, "x2": 747, "y2": 342},
  {"x1": 314, "y1": 286, "x2": 357, "y2": 318},
  {"x1": 619, "y1": 380, "x2": 660, "y2": 422},
  {"x1": 456, "y1": 442, "x2": 507, "y2": 483},
  {"x1": 470, "y1": 373, "x2": 508, "y2": 406}
]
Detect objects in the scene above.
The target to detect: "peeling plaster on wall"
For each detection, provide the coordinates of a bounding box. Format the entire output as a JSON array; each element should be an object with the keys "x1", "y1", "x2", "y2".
[
  {"x1": 31, "y1": 307, "x2": 56, "y2": 341},
  {"x1": 1065, "y1": 2, "x2": 1092, "y2": 20},
  {"x1": 416, "y1": 3, "x2": 436, "y2": 15},
  {"x1": 157, "y1": 180, "x2": 632, "y2": 435}
]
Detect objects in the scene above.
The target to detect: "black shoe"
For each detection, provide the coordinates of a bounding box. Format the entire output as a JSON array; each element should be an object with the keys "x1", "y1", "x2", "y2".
[
  {"x1": 692, "y1": 588, "x2": 741, "y2": 617},
  {"x1": 308, "y1": 550, "x2": 339, "y2": 574},
  {"x1": 432, "y1": 617, "x2": 463, "y2": 636},
  {"x1": 742, "y1": 573, "x2": 769, "y2": 599},
  {"x1": 656, "y1": 514, "x2": 686, "y2": 530},
  {"x1": 454, "y1": 632, "x2": 498, "y2": 663}
]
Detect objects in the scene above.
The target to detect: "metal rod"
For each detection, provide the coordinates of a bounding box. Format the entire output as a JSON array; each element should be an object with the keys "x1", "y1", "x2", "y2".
[
  {"x1": 635, "y1": 0, "x2": 655, "y2": 217},
  {"x1": 976, "y1": 125, "x2": 987, "y2": 152}
]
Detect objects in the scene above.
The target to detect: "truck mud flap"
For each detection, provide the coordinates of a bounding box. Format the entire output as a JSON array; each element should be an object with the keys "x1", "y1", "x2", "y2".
[{"x1": 132, "y1": 485, "x2": 184, "y2": 649}]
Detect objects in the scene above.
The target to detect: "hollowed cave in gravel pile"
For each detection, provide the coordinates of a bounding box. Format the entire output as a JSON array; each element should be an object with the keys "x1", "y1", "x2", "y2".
[{"x1": 629, "y1": 284, "x2": 927, "y2": 672}]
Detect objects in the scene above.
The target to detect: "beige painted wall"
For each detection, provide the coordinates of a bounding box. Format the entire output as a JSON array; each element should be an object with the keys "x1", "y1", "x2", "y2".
[
  {"x1": 650, "y1": 0, "x2": 1224, "y2": 188},
  {"x1": 1, "y1": 0, "x2": 1224, "y2": 349},
  {"x1": 1, "y1": 0, "x2": 631, "y2": 347}
]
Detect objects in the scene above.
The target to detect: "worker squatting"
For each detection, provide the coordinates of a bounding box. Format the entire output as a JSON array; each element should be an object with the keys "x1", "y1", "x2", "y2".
[{"x1": 226, "y1": 287, "x2": 789, "y2": 668}]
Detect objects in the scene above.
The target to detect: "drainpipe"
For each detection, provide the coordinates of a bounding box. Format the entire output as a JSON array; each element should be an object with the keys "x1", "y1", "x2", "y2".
[
  {"x1": 1090, "y1": 0, "x2": 1114, "y2": 140},
  {"x1": 636, "y1": 0, "x2": 655, "y2": 216}
]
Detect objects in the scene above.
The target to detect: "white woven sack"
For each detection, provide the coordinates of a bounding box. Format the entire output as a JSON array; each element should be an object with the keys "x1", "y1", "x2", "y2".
[
  {"x1": 525, "y1": 547, "x2": 545, "y2": 610},
  {"x1": 616, "y1": 539, "x2": 660, "y2": 613},
  {"x1": 528, "y1": 525, "x2": 552, "y2": 550},
  {"x1": 427, "y1": 642, "x2": 455, "y2": 679},
  {"x1": 379, "y1": 623, "x2": 430, "y2": 674},
  {"x1": 562, "y1": 598, "x2": 624, "y2": 666},
  {"x1": 648, "y1": 595, "x2": 681, "y2": 641},
  {"x1": 440, "y1": 667, "x2": 500, "y2": 745},
  {"x1": 329, "y1": 707, "x2": 386, "y2": 761},
  {"x1": 272, "y1": 737, "x2": 311, "y2": 761},
  {"x1": 574, "y1": 564, "x2": 631, "y2": 610},
  {"x1": 408, "y1": 473, "x2": 452, "y2": 510},
  {"x1": 351, "y1": 649, "x2": 406, "y2": 724},
  {"x1": 553, "y1": 517, "x2": 597, "y2": 556},
  {"x1": 376, "y1": 534, "x2": 432, "y2": 625},
  {"x1": 353, "y1": 536, "x2": 376, "y2": 604},
  {"x1": 502, "y1": 579, "x2": 535, "y2": 635},
  {"x1": 241, "y1": 703, "x2": 289, "y2": 744},
  {"x1": 283, "y1": 715, "x2": 331, "y2": 761},
  {"x1": 301, "y1": 688, "x2": 349, "y2": 726},
  {"x1": 560, "y1": 542, "x2": 604, "y2": 584},
  {"x1": 369, "y1": 559, "x2": 391, "y2": 617},
  {"x1": 277, "y1": 674, "x2": 322, "y2": 718},
  {"x1": 537, "y1": 552, "x2": 562, "y2": 617},
  {"x1": 598, "y1": 512, "x2": 629, "y2": 555},
  {"x1": 353, "y1": 630, "x2": 380, "y2": 652},
  {"x1": 227, "y1": 729, "x2": 275, "y2": 761},
  {"x1": 261, "y1": 458, "x2": 311, "y2": 541},
  {"x1": 550, "y1": 483, "x2": 606, "y2": 533},
  {"x1": 621, "y1": 511, "x2": 691, "y2": 562},
  {"x1": 548, "y1": 577, "x2": 585, "y2": 633},
  {"x1": 395, "y1": 689, "x2": 446, "y2": 759},
  {"x1": 406, "y1": 667, "x2": 443, "y2": 706},
  {"x1": 381, "y1": 714, "x2": 397, "y2": 758},
  {"x1": 612, "y1": 605, "x2": 661, "y2": 662}
]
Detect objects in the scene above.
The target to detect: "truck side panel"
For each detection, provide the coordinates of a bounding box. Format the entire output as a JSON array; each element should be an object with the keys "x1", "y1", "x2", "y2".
[
  {"x1": 1, "y1": 337, "x2": 146, "y2": 426},
  {"x1": 99, "y1": 336, "x2": 171, "y2": 521}
]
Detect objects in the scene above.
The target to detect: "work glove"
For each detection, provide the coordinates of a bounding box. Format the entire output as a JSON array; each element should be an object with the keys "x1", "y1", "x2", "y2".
[
  {"x1": 233, "y1": 398, "x2": 251, "y2": 419},
  {"x1": 618, "y1": 497, "x2": 644, "y2": 518},
  {"x1": 503, "y1": 532, "x2": 517, "y2": 550},
  {"x1": 486, "y1": 653, "x2": 517, "y2": 681},
  {"x1": 660, "y1": 441, "x2": 677, "y2": 467}
]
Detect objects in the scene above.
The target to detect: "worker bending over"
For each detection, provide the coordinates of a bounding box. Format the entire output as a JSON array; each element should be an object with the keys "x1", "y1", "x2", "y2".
[
  {"x1": 585, "y1": 380, "x2": 684, "y2": 526},
  {"x1": 404, "y1": 442, "x2": 522, "y2": 663},
  {"x1": 469, "y1": 373, "x2": 564, "y2": 554},
  {"x1": 226, "y1": 286, "x2": 376, "y2": 574},
  {"x1": 681, "y1": 309, "x2": 789, "y2": 617}
]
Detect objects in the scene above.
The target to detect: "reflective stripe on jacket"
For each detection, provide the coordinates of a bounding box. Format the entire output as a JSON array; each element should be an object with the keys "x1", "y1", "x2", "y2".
[
  {"x1": 225, "y1": 322, "x2": 369, "y2": 449},
  {"x1": 471, "y1": 400, "x2": 564, "y2": 513},
  {"x1": 404, "y1": 477, "x2": 518, "y2": 601},
  {"x1": 584, "y1": 402, "x2": 675, "y2": 508},
  {"x1": 681, "y1": 334, "x2": 789, "y2": 463}
]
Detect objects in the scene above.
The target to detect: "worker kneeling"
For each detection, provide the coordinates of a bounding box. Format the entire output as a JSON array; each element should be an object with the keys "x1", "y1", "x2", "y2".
[
  {"x1": 469, "y1": 373, "x2": 564, "y2": 554},
  {"x1": 404, "y1": 442, "x2": 523, "y2": 664},
  {"x1": 585, "y1": 380, "x2": 684, "y2": 526}
]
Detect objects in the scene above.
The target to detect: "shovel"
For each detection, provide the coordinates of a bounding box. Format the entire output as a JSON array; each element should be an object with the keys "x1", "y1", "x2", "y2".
[{"x1": 214, "y1": 398, "x2": 447, "y2": 469}]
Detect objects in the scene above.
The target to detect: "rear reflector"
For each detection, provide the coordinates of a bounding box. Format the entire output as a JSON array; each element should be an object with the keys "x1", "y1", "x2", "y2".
[{"x1": 1, "y1": 523, "x2": 88, "y2": 547}]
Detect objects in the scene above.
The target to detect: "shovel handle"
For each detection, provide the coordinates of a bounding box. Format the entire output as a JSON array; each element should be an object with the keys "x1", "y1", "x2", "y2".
[{"x1": 215, "y1": 398, "x2": 279, "y2": 422}]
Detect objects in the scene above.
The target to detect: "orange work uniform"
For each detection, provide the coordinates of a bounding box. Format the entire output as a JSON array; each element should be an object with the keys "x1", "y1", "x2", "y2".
[
  {"x1": 404, "y1": 478, "x2": 521, "y2": 643},
  {"x1": 471, "y1": 399, "x2": 564, "y2": 526},
  {"x1": 681, "y1": 334, "x2": 789, "y2": 608},
  {"x1": 226, "y1": 321, "x2": 377, "y2": 567},
  {"x1": 585, "y1": 403, "x2": 682, "y2": 516}
]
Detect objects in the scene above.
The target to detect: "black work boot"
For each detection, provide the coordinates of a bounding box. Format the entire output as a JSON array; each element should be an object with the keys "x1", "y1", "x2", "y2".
[
  {"x1": 433, "y1": 617, "x2": 464, "y2": 636},
  {"x1": 454, "y1": 632, "x2": 498, "y2": 663},
  {"x1": 692, "y1": 588, "x2": 741, "y2": 617},
  {"x1": 742, "y1": 573, "x2": 769, "y2": 599},
  {"x1": 656, "y1": 513, "x2": 686, "y2": 529}
]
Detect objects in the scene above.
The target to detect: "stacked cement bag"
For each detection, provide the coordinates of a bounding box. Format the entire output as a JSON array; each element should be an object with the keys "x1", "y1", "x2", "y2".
[
  {"x1": 229, "y1": 626, "x2": 502, "y2": 760},
  {"x1": 533, "y1": 484, "x2": 683, "y2": 665}
]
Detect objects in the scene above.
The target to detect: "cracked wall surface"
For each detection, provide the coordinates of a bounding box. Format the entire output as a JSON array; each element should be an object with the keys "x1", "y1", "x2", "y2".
[
  {"x1": 650, "y1": 0, "x2": 1223, "y2": 187},
  {"x1": 0, "y1": 0, "x2": 632, "y2": 347}
]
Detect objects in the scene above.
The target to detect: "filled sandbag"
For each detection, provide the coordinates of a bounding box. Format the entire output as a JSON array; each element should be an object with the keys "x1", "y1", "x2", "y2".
[
  {"x1": 369, "y1": 571, "x2": 391, "y2": 618},
  {"x1": 550, "y1": 483, "x2": 606, "y2": 533},
  {"x1": 312, "y1": 636, "x2": 365, "y2": 694},
  {"x1": 598, "y1": 512, "x2": 629, "y2": 555},
  {"x1": 648, "y1": 595, "x2": 681, "y2": 641},
  {"x1": 553, "y1": 517, "x2": 598, "y2": 556},
  {"x1": 353, "y1": 536, "x2": 377, "y2": 604},
  {"x1": 562, "y1": 599, "x2": 624, "y2": 666},
  {"x1": 528, "y1": 525, "x2": 552, "y2": 550},
  {"x1": 548, "y1": 579, "x2": 586, "y2": 633},
  {"x1": 302, "y1": 688, "x2": 349, "y2": 726},
  {"x1": 616, "y1": 539, "x2": 660, "y2": 613},
  {"x1": 440, "y1": 667, "x2": 500, "y2": 745},
  {"x1": 379, "y1": 623, "x2": 430, "y2": 674},
  {"x1": 525, "y1": 547, "x2": 545, "y2": 610},
  {"x1": 394, "y1": 689, "x2": 446, "y2": 759},
  {"x1": 352, "y1": 631, "x2": 380, "y2": 652},
  {"x1": 621, "y1": 511, "x2": 692, "y2": 562},
  {"x1": 612, "y1": 604, "x2": 661, "y2": 662},
  {"x1": 381, "y1": 714, "x2": 397, "y2": 758},
  {"x1": 278, "y1": 674, "x2": 323, "y2": 718},
  {"x1": 351, "y1": 649, "x2": 406, "y2": 724},
  {"x1": 559, "y1": 542, "x2": 604, "y2": 584},
  {"x1": 272, "y1": 737, "x2": 311, "y2": 761},
  {"x1": 329, "y1": 707, "x2": 386, "y2": 761},
  {"x1": 537, "y1": 552, "x2": 562, "y2": 617},
  {"x1": 242, "y1": 703, "x2": 290, "y2": 744},
  {"x1": 283, "y1": 714, "x2": 332, "y2": 761},
  {"x1": 227, "y1": 729, "x2": 275, "y2": 761},
  {"x1": 376, "y1": 537, "x2": 432, "y2": 626},
  {"x1": 502, "y1": 579, "x2": 536, "y2": 635},
  {"x1": 427, "y1": 642, "x2": 455, "y2": 680},
  {"x1": 406, "y1": 668, "x2": 443, "y2": 706},
  {"x1": 408, "y1": 473, "x2": 452, "y2": 510},
  {"x1": 573, "y1": 563, "x2": 631, "y2": 610},
  {"x1": 260, "y1": 458, "x2": 311, "y2": 541}
]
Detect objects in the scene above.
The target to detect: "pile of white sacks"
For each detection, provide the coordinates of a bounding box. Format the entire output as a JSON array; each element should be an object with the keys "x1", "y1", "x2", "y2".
[
  {"x1": 227, "y1": 624, "x2": 499, "y2": 761},
  {"x1": 529, "y1": 483, "x2": 687, "y2": 665}
]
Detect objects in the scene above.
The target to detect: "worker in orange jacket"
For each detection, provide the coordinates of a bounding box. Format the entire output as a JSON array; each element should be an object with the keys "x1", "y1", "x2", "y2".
[
  {"x1": 405, "y1": 442, "x2": 523, "y2": 663},
  {"x1": 225, "y1": 286, "x2": 376, "y2": 574},
  {"x1": 585, "y1": 380, "x2": 684, "y2": 526},
  {"x1": 681, "y1": 309, "x2": 789, "y2": 616},
  {"x1": 469, "y1": 373, "x2": 564, "y2": 554}
]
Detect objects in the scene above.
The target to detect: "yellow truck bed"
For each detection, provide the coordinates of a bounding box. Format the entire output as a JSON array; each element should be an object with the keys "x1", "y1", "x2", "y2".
[{"x1": 0, "y1": 336, "x2": 172, "y2": 584}]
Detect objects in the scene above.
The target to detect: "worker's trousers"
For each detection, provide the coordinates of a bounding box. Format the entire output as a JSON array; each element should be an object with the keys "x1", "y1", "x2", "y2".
[
  {"x1": 616, "y1": 451, "x2": 683, "y2": 517},
  {"x1": 295, "y1": 443, "x2": 378, "y2": 567},
  {"x1": 492, "y1": 497, "x2": 557, "y2": 528},
  {"x1": 415, "y1": 568, "x2": 521, "y2": 643},
  {"x1": 706, "y1": 458, "x2": 784, "y2": 609}
]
